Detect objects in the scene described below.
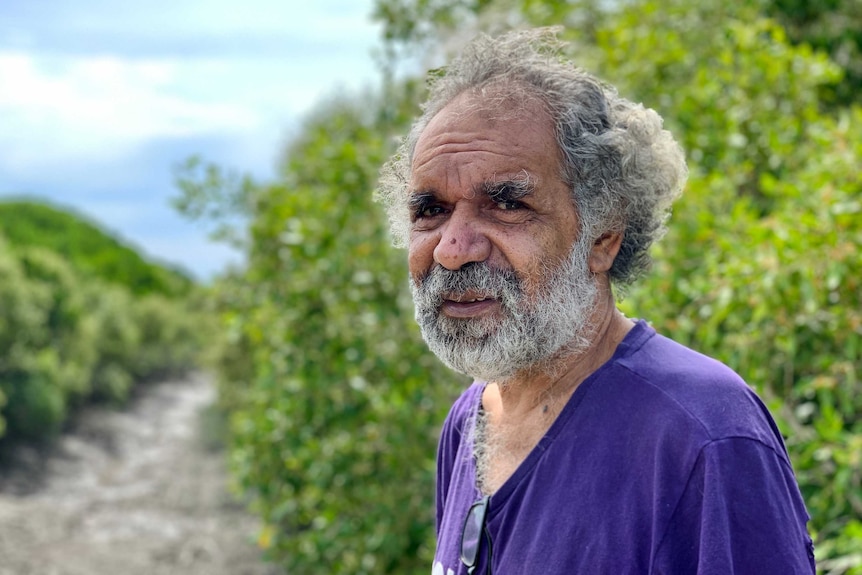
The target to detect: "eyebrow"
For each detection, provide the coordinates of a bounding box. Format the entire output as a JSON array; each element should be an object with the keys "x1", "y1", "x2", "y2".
[
  {"x1": 407, "y1": 172, "x2": 537, "y2": 208},
  {"x1": 481, "y1": 172, "x2": 536, "y2": 202},
  {"x1": 408, "y1": 190, "x2": 435, "y2": 211}
]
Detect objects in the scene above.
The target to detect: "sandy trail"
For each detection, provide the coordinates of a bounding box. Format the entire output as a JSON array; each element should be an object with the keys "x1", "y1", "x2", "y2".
[{"x1": 0, "y1": 373, "x2": 282, "y2": 575}]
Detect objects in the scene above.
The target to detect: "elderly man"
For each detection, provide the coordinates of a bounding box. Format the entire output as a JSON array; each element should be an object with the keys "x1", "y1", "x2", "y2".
[{"x1": 377, "y1": 29, "x2": 814, "y2": 574}]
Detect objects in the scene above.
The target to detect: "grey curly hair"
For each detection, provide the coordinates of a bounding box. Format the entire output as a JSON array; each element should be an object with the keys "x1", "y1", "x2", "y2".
[{"x1": 376, "y1": 28, "x2": 688, "y2": 286}]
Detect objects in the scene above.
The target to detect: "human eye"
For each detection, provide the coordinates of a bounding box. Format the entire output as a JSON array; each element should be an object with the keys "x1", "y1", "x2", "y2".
[
  {"x1": 487, "y1": 181, "x2": 531, "y2": 212},
  {"x1": 409, "y1": 193, "x2": 446, "y2": 222},
  {"x1": 417, "y1": 205, "x2": 446, "y2": 218},
  {"x1": 495, "y1": 199, "x2": 525, "y2": 211}
]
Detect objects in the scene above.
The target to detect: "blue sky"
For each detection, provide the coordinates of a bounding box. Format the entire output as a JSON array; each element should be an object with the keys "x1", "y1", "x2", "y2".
[{"x1": 0, "y1": 0, "x2": 383, "y2": 279}]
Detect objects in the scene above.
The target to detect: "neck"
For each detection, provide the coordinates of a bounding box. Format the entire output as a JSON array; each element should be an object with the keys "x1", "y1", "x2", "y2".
[
  {"x1": 484, "y1": 285, "x2": 633, "y2": 422},
  {"x1": 473, "y1": 286, "x2": 633, "y2": 495}
]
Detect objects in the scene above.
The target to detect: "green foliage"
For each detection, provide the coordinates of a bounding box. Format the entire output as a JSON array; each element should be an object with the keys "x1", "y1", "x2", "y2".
[
  {"x1": 373, "y1": 0, "x2": 862, "y2": 112},
  {"x1": 0, "y1": 204, "x2": 210, "y2": 444},
  {"x1": 374, "y1": 0, "x2": 493, "y2": 44},
  {"x1": 0, "y1": 199, "x2": 193, "y2": 297},
  {"x1": 1, "y1": 363, "x2": 67, "y2": 440},
  {"x1": 16, "y1": 246, "x2": 99, "y2": 403},
  {"x1": 0, "y1": 238, "x2": 63, "y2": 439},
  {"x1": 130, "y1": 294, "x2": 206, "y2": 381},
  {"x1": 766, "y1": 0, "x2": 862, "y2": 108},
  {"x1": 375, "y1": 0, "x2": 862, "y2": 566},
  {"x1": 179, "y1": 86, "x2": 463, "y2": 574},
  {"x1": 185, "y1": 1, "x2": 861, "y2": 572},
  {"x1": 172, "y1": 155, "x2": 257, "y2": 250},
  {"x1": 623, "y1": 110, "x2": 862, "y2": 570},
  {"x1": 541, "y1": 0, "x2": 862, "y2": 568},
  {"x1": 86, "y1": 284, "x2": 141, "y2": 403}
]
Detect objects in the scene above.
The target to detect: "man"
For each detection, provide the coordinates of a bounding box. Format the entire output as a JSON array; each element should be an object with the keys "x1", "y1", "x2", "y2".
[{"x1": 377, "y1": 29, "x2": 815, "y2": 574}]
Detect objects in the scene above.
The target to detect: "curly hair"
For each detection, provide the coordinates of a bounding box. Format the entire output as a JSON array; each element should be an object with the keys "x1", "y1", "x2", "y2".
[{"x1": 376, "y1": 28, "x2": 688, "y2": 286}]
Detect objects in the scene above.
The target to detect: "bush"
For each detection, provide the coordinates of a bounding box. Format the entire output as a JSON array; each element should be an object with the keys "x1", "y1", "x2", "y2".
[
  {"x1": 131, "y1": 293, "x2": 207, "y2": 381},
  {"x1": 16, "y1": 247, "x2": 99, "y2": 404},
  {"x1": 0, "y1": 208, "x2": 210, "y2": 443},
  {"x1": 85, "y1": 284, "x2": 141, "y2": 404},
  {"x1": 571, "y1": 4, "x2": 862, "y2": 565},
  {"x1": 183, "y1": 1, "x2": 862, "y2": 571},
  {"x1": 180, "y1": 89, "x2": 464, "y2": 574},
  {"x1": 0, "y1": 199, "x2": 193, "y2": 297},
  {"x1": 0, "y1": 238, "x2": 62, "y2": 440}
]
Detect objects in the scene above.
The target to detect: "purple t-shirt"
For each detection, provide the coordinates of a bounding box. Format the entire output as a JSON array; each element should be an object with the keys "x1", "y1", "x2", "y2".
[{"x1": 433, "y1": 320, "x2": 815, "y2": 574}]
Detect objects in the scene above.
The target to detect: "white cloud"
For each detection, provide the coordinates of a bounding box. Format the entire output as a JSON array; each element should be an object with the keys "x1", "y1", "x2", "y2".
[
  {"x1": 0, "y1": 0, "x2": 383, "y2": 278},
  {"x1": 0, "y1": 51, "x2": 261, "y2": 172}
]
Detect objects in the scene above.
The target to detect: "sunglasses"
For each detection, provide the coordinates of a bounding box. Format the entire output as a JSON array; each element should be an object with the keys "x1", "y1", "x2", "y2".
[{"x1": 460, "y1": 495, "x2": 492, "y2": 575}]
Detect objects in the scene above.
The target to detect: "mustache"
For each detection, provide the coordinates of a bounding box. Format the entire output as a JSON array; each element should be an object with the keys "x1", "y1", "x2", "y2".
[{"x1": 413, "y1": 262, "x2": 523, "y2": 307}]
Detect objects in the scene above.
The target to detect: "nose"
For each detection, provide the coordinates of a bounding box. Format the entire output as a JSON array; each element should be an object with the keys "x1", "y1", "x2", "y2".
[{"x1": 433, "y1": 207, "x2": 491, "y2": 270}]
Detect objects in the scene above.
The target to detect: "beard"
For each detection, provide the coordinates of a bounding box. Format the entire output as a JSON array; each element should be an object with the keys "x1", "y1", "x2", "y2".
[{"x1": 410, "y1": 236, "x2": 599, "y2": 383}]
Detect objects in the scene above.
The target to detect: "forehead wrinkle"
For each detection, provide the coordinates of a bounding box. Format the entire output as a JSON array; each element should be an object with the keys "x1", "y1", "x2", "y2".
[
  {"x1": 411, "y1": 140, "x2": 515, "y2": 172},
  {"x1": 411, "y1": 150, "x2": 540, "y2": 198}
]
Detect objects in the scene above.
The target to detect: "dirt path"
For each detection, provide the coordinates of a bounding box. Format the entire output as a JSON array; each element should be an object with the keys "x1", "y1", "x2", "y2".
[{"x1": 0, "y1": 373, "x2": 283, "y2": 575}]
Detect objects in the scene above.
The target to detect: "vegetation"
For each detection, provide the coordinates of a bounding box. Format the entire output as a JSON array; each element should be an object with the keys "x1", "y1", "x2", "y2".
[
  {"x1": 0, "y1": 199, "x2": 193, "y2": 297},
  {"x1": 0, "y1": 199, "x2": 207, "y2": 443},
  {"x1": 765, "y1": 0, "x2": 862, "y2": 109},
  {"x1": 176, "y1": 88, "x2": 464, "y2": 572},
  {"x1": 177, "y1": 1, "x2": 861, "y2": 573}
]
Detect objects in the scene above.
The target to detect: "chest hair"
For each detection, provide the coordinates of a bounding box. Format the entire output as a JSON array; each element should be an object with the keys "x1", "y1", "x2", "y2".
[{"x1": 473, "y1": 406, "x2": 558, "y2": 495}]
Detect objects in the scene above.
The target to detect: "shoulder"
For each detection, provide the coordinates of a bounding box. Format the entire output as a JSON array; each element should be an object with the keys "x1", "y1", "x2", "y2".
[
  {"x1": 616, "y1": 321, "x2": 746, "y2": 395},
  {"x1": 440, "y1": 381, "x2": 484, "y2": 437},
  {"x1": 437, "y1": 381, "x2": 483, "y2": 474},
  {"x1": 606, "y1": 322, "x2": 787, "y2": 457}
]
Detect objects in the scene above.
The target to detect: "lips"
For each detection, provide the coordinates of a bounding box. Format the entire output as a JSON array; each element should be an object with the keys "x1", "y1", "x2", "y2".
[{"x1": 440, "y1": 292, "x2": 499, "y2": 318}]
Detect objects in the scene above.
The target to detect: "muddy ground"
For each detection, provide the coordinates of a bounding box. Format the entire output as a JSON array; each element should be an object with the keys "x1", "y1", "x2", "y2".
[{"x1": 0, "y1": 373, "x2": 283, "y2": 575}]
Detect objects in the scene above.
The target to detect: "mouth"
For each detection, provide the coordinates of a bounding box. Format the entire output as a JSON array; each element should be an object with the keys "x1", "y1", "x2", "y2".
[
  {"x1": 450, "y1": 295, "x2": 489, "y2": 303},
  {"x1": 440, "y1": 292, "x2": 499, "y2": 318}
]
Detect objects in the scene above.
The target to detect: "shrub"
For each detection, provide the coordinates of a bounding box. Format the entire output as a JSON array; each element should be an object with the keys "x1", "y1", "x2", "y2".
[
  {"x1": 0, "y1": 239, "x2": 64, "y2": 439},
  {"x1": 131, "y1": 293, "x2": 207, "y2": 381},
  {"x1": 179, "y1": 90, "x2": 463, "y2": 574}
]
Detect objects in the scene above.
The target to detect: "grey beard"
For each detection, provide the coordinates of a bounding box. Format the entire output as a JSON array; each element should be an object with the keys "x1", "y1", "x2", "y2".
[{"x1": 410, "y1": 237, "x2": 598, "y2": 382}]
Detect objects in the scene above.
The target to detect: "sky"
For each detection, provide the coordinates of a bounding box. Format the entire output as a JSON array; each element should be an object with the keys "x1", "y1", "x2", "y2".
[{"x1": 0, "y1": 0, "x2": 383, "y2": 280}]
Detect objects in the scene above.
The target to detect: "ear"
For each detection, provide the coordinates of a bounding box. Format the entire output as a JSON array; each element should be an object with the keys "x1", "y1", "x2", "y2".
[{"x1": 588, "y1": 231, "x2": 623, "y2": 274}]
